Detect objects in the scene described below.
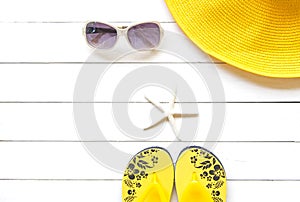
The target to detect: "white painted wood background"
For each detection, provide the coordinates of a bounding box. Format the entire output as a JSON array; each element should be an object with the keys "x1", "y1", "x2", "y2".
[{"x1": 0, "y1": 0, "x2": 300, "y2": 201}]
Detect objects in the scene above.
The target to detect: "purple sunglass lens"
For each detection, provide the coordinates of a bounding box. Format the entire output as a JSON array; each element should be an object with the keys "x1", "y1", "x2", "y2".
[
  {"x1": 127, "y1": 23, "x2": 161, "y2": 50},
  {"x1": 85, "y1": 22, "x2": 118, "y2": 49}
]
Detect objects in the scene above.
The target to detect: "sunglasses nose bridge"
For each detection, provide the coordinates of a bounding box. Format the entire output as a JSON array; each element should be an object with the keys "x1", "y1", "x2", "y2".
[
  {"x1": 119, "y1": 29, "x2": 126, "y2": 36},
  {"x1": 117, "y1": 26, "x2": 128, "y2": 36}
]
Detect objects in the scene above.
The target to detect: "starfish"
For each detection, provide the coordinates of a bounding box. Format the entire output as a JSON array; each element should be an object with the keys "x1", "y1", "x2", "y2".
[{"x1": 144, "y1": 92, "x2": 198, "y2": 141}]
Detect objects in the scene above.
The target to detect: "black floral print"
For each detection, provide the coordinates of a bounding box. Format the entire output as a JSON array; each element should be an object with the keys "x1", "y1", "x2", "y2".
[
  {"x1": 136, "y1": 175, "x2": 141, "y2": 180},
  {"x1": 123, "y1": 148, "x2": 160, "y2": 202},
  {"x1": 151, "y1": 156, "x2": 158, "y2": 164},
  {"x1": 200, "y1": 171, "x2": 208, "y2": 179},
  {"x1": 190, "y1": 156, "x2": 198, "y2": 164},
  {"x1": 136, "y1": 183, "x2": 142, "y2": 188},
  {"x1": 127, "y1": 189, "x2": 136, "y2": 195},
  {"x1": 190, "y1": 148, "x2": 226, "y2": 202},
  {"x1": 209, "y1": 165, "x2": 226, "y2": 181},
  {"x1": 212, "y1": 190, "x2": 220, "y2": 197}
]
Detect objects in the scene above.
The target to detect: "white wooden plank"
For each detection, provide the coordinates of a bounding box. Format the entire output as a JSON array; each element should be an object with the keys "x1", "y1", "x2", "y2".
[
  {"x1": 0, "y1": 64, "x2": 300, "y2": 102},
  {"x1": 0, "y1": 180, "x2": 297, "y2": 202},
  {"x1": 0, "y1": 0, "x2": 173, "y2": 22},
  {"x1": 0, "y1": 142, "x2": 298, "y2": 180},
  {"x1": 0, "y1": 63, "x2": 211, "y2": 102},
  {"x1": 0, "y1": 103, "x2": 300, "y2": 141},
  {"x1": 216, "y1": 63, "x2": 300, "y2": 101}
]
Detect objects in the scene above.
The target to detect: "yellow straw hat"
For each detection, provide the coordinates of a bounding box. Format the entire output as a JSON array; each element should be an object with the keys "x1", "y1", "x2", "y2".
[{"x1": 164, "y1": 0, "x2": 300, "y2": 78}]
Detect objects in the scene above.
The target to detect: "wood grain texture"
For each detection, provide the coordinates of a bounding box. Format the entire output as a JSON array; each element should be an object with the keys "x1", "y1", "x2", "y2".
[
  {"x1": 0, "y1": 103, "x2": 299, "y2": 141},
  {"x1": 0, "y1": 180, "x2": 298, "y2": 202},
  {"x1": 0, "y1": 142, "x2": 299, "y2": 180},
  {"x1": 0, "y1": 64, "x2": 299, "y2": 102},
  {"x1": 0, "y1": 0, "x2": 173, "y2": 22}
]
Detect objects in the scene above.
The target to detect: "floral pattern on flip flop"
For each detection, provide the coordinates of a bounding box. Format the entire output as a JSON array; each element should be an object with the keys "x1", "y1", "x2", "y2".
[
  {"x1": 123, "y1": 148, "x2": 160, "y2": 202},
  {"x1": 190, "y1": 148, "x2": 226, "y2": 202}
]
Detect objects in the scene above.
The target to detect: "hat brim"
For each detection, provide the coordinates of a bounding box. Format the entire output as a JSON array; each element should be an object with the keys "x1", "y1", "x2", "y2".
[{"x1": 165, "y1": 0, "x2": 300, "y2": 78}]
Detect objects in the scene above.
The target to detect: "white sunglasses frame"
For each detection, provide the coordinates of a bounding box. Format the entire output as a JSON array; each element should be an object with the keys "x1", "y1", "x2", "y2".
[{"x1": 83, "y1": 21, "x2": 164, "y2": 50}]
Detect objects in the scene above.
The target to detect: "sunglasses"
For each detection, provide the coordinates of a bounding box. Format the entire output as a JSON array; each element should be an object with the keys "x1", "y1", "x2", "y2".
[{"x1": 84, "y1": 21, "x2": 163, "y2": 50}]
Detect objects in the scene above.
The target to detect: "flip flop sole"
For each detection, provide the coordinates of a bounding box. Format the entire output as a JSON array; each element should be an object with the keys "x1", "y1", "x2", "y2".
[
  {"x1": 176, "y1": 146, "x2": 227, "y2": 202},
  {"x1": 122, "y1": 147, "x2": 174, "y2": 202}
]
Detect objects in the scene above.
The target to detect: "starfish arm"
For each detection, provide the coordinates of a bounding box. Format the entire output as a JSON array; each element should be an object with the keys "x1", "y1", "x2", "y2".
[
  {"x1": 169, "y1": 89, "x2": 177, "y2": 112},
  {"x1": 168, "y1": 114, "x2": 182, "y2": 141},
  {"x1": 144, "y1": 96, "x2": 165, "y2": 113},
  {"x1": 144, "y1": 117, "x2": 167, "y2": 130},
  {"x1": 173, "y1": 113, "x2": 199, "y2": 118}
]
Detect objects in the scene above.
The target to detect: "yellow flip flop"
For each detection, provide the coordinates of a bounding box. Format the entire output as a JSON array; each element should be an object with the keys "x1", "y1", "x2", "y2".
[
  {"x1": 122, "y1": 147, "x2": 174, "y2": 202},
  {"x1": 176, "y1": 146, "x2": 227, "y2": 202}
]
